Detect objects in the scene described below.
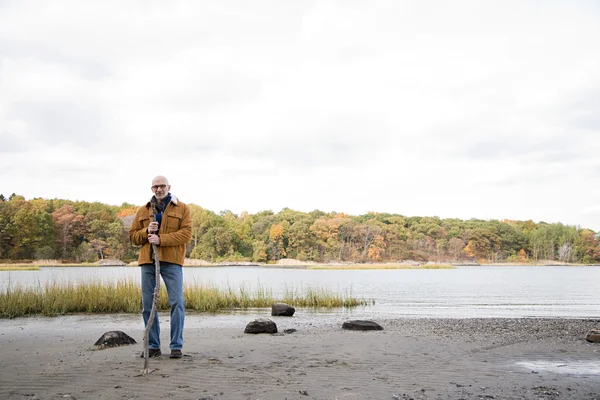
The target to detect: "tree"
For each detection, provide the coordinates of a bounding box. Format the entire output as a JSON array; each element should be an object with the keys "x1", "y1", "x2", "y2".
[
  {"x1": 0, "y1": 200, "x2": 16, "y2": 258},
  {"x1": 252, "y1": 240, "x2": 268, "y2": 262},
  {"x1": 464, "y1": 228, "x2": 501, "y2": 261},
  {"x1": 234, "y1": 211, "x2": 255, "y2": 258},
  {"x1": 558, "y1": 243, "x2": 573, "y2": 263},
  {"x1": 493, "y1": 222, "x2": 527, "y2": 260},
  {"x1": 529, "y1": 226, "x2": 553, "y2": 260},
  {"x1": 2, "y1": 193, "x2": 599, "y2": 264},
  {"x1": 528, "y1": 223, "x2": 578, "y2": 261},
  {"x1": 377, "y1": 224, "x2": 408, "y2": 260},
  {"x1": 350, "y1": 219, "x2": 384, "y2": 261},
  {"x1": 3, "y1": 198, "x2": 55, "y2": 259},
  {"x1": 53, "y1": 205, "x2": 86, "y2": 259},
  {"x1": 89, "y1": 238, "x2": 109, "y2": 260},
  {"x1": 338, "y1": 219, "x2": 359, "y2": 261},
  {"x1": 190, "y1": 226, "x2": 235, "y2": 261},
  {"x1": 410, "y1": 217, "x2": 445, "y2": 240},
  {"x1": 35, "y1": 245, "x2": 55, "y2": 260},
  {"x1": 251, "y1": 211, "x2": 275, "y2": 241},
  {"x1": 188, "y1": 205, "x2": 218, "y2": 249},
  {"x1": 309, "y1": 217, "x2": 346, "y2": 262},
  {"x1": 286, "y1": 217, "x2": 316, "y2": 260},
  {"x1": 268, "y1": 223, "x2": 287, "y2": 261},
  {"x1": 575, "y1": 229, "x2": 600, "y2": 263},
  {"x1": 367, "y1": 235, "x2": 386, "y2": 261},
  {"x1": 447, "y1": 237, "x2": 465, "y2": 260},
  {"x1": 518, "y1": 248, "x2": 528, "y2": 261},
  {"x1": 102, "y1": 219, "x2": 128, "y2": 259}
]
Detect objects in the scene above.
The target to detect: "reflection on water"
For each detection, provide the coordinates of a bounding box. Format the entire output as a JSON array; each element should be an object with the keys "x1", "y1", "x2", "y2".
[
  {"x1": 516, "y1": 360, "x2": 600, "y2": 375},
  {"x1": 2, "y1": 266, "x2": 600, "y2": 319}
]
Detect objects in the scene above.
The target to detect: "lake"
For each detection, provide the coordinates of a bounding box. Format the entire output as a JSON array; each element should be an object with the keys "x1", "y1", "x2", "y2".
[{"x1": 2, "y1": 266, "x2": 599, "y2": 319}]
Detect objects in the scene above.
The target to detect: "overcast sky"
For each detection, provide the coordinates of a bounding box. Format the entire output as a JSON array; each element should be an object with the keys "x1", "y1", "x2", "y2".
[{"x1": 1, "y1": 1, "x2": 599, "y2": 230}]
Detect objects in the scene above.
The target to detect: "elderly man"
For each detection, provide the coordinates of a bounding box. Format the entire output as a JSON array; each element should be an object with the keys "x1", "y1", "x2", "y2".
[{"x1": 129, "y1": 175, "x2": 192, "y2": 359}]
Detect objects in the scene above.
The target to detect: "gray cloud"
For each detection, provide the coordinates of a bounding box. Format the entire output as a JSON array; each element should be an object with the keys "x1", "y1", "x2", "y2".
[
  {"x1": 225, "y1": 115, "x2": 389, "y2": 168},
  {"x1": 0, "y1": 39, "x2": 111, "y2": 81},
  {"x1": 459, "y1": 139, "x2": 517, "y2": 160},
  {"x1": 476, "y1": 169, "x2": 570, "y2": 189},
  {"x1": 7, "y1": 101, "x2": 108, "y2": 148},
  {"x1": 54, "y1": 165, "x2": 106, "y2": 176},
  {"x1": 458, "y1": 131, "x2": 594, "y2": 166},
  {"x1": 1, "y1": 1, "x2": 600, "y2": 230},
  {"x1": 0, "y1": 131, "x2": 30, "y2": 153},
  {"x1": 563, "y1": 87, "x2": 600, "y2": 131}
]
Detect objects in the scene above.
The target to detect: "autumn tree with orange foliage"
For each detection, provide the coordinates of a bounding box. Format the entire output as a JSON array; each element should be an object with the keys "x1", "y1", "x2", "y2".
[{"x1": 367, "y1": 235, "x2": 386, "y2": 261}]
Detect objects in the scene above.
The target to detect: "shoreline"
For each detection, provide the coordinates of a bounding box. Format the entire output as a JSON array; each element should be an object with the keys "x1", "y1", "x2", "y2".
[
  {"x1": 1, "y1": 314, "x2": 599, "y2": 399},
  {"x1": 2, "y1": 260, "x2": 599, "y2": 269}
]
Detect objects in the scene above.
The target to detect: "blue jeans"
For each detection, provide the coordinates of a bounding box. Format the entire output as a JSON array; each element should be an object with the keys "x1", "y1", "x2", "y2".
[{"x1": 141, "y1": 262, "x2": 184, "y2": 350}]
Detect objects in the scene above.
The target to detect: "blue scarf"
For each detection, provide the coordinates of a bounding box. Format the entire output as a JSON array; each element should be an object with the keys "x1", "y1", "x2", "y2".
[{"x1": 152, "y1": 193, "x2": 172, "y2": 227}]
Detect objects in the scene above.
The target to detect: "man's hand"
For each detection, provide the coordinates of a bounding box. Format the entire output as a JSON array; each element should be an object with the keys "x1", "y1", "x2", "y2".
[
  {"x1": 148, "y1": 234, "x2": 161, "y2": 246},
  {"x1": 148, "y1": 221, "x2": 159, "y2": 233}
]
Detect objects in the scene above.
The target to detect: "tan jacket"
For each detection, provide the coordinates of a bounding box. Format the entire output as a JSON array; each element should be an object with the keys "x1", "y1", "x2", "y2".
[{"x1": 129, "y1": 194, "x2": 192, "y2": 266}]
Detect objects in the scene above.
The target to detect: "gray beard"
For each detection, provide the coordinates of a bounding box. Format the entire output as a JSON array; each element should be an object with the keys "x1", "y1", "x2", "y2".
[{"x1": 151, "y1": 195, "x2": 163, "y2": 210}]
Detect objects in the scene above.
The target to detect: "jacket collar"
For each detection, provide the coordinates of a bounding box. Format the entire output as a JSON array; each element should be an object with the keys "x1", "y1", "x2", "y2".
[{"x1": 146, "y1": 194, "x2": 178, "y2": 207}]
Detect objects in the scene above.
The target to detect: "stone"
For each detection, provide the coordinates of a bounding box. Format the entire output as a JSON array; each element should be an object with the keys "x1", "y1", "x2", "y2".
[
  {"x1": 272, "y1": 303, "x2": 296, "y2": 316},
  {"x1": 342, "y1": 320, "x2": 384, "y2": 331},
  {"x1": 93, "y1": 331, "x2": 137, "y2": 349},
  {"x1": 244, "y1": 318, "x2": 278, "y2": 334},
  {"x1": 585, "y1": 329, "x2": 600, "y2": 343}
]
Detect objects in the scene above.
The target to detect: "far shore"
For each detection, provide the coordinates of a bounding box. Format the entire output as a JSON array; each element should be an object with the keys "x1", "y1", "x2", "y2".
[{"x1": 1, "y1": 259, "x2": 599, "y2": 270}]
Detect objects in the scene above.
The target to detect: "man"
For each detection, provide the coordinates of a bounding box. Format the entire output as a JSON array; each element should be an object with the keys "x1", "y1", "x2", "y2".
[{"x1": 129, "y1": 175, "x2": 192, "y2": 359}]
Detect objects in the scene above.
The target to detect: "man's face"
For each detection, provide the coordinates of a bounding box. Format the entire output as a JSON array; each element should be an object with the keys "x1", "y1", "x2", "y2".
[{"x1": 151, "y1": 177, "x2": 170, "y2": 201}]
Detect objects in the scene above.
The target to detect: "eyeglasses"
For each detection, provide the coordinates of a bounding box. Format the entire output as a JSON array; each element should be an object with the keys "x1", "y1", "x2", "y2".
[{"x1": 151, "y1": 184, "x2": 168, "y2": 191}]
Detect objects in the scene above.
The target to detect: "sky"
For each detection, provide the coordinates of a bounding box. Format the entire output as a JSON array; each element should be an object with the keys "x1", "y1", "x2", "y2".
[{"x1": 1, "y1": 1, "x2": 600, "y2": 230}]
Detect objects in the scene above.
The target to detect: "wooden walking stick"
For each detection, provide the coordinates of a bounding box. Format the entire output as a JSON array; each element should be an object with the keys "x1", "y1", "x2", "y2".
[{"x1": 142, "y1": 203, "x2": 161, "y2": 374}]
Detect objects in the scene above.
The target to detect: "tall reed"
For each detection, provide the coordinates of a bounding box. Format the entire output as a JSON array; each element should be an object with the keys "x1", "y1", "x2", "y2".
[{"x1": 0, "y1": 278, "x2": 371, "y2": 318}]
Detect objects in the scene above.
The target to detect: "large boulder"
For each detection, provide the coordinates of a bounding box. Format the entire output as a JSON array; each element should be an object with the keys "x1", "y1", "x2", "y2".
[
  {"x1": 94, "y1": 331, "x2": 137, "y2": 349},
  {"x1": 272, "y1": 303, "x2": 295, "y2": 316},
  {"x1": 585, "y1": 329, "x2": 600, "y2": 343},
  {"x1": 244, "y1": 318, "x2": 278, "y2": 334},
  {"x1": 342, "y1": 320, "x2": 384, "y2": 331}
]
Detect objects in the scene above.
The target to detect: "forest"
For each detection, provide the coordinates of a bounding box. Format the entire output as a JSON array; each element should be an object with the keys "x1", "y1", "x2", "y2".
[{"x1": 1, "y1": 193, "x2": 599, "y2": 264}]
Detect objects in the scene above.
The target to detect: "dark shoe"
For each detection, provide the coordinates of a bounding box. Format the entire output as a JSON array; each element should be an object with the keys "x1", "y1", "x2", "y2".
[
  {"x1": 140, "y1": 348, "x2": 161, "y2": 358},
  {"x1": 170, "y1": 349, "x2": 183, "y2": 359}
]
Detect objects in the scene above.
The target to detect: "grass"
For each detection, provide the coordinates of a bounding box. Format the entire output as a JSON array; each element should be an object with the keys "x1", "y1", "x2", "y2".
[
  {"x1": 281, "y1": 285, "x2": 372, "y2": 307},
  {"x1": 0, "y1": 266, "x2": 41, "y2": 271},
  {"x1": 307, "y1": 263, "x2": 455, "y2": 270},
  {"x1": 0, "y1": 279, "x2": 372, "y2": 318},
  {"x1": 0, "y1": 263, "x2": 101, "y2": 268}
]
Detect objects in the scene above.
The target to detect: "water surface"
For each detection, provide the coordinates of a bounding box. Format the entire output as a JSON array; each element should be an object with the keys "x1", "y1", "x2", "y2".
[{"x1": 2, "y1": 266, "x2": 599, "y2": 319}]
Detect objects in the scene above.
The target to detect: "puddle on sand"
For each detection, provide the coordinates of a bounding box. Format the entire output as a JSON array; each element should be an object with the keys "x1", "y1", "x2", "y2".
[{"x1": 516, "y1": 360, "x2": 600, "y2": 375}]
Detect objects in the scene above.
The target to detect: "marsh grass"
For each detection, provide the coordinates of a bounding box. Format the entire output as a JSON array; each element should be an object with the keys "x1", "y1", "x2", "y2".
[
  {"x1": 0, "y1": 266, "x2": 40, "y2": 271},
  {"x1": 307, "y1": 263, "x2": 455, "y2": 270},
  {"x1": 0, "y1": 279, "x2": 371, "y2": 318},
  {"x1": 417, "y1": 264, "x2": 456, "y2": 269},
  {"x1": 0, "y1": 263, "x2": 98, "y2": 269},
  {"x1": 281, "y1": 286, "x2": 373, "y2": 307}
]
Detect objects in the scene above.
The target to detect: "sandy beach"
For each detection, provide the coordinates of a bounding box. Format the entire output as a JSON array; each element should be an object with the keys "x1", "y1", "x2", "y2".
[{"x1": 1, "y1": 313, "x2": 599, "y2": 400}]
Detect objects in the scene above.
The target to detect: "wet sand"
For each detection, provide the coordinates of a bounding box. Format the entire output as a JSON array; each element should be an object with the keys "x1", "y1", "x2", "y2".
[{"x1": 1, "y1": 314, "x2": 599, "y2": 400}]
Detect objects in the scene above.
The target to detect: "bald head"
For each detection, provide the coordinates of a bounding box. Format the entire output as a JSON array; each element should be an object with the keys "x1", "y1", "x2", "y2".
[
  {"x1": 151, "y1": 175, "x2": 171, "y2": 201},
  {"x1": 152, "y1": 175, "x2": 169, "y2": 186}
]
